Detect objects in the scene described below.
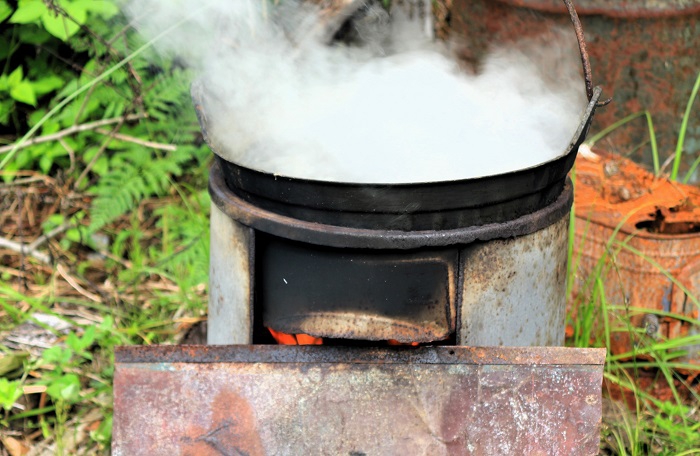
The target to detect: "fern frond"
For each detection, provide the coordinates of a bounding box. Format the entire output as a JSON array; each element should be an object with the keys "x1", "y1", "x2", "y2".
[{"x1": 88, "y1": 149, "x2": 187, "y2": 232}]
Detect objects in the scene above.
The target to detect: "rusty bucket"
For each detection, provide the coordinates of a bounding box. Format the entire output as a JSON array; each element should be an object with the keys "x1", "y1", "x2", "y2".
[{"x1": 571, "y1": 150, "x2": 700, "y2": 364}]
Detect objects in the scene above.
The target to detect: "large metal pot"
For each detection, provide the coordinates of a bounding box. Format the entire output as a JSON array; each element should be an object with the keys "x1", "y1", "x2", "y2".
[{"x1": 194, "y1": 84, "x2": 601, "y2": 237}]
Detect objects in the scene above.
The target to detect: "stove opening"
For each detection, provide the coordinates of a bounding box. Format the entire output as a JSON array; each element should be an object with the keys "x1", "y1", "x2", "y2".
[{"x1": 252, "y1": 233, "x2": 458, "y2": 345}]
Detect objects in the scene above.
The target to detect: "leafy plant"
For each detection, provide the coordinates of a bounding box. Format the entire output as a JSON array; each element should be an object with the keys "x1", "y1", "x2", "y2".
[
  {"x1": 0, "y1": 0, "x2": 118, "y2": 128},
  {"x1": 88, "y1": 148, "x2": 187, "y2": 232},
  {"x1": 0, "y1": 378, "x2": 23, "y2": 412},
  {"x1": 0, "y1": 3, "x2": 211, "y2": 450}
]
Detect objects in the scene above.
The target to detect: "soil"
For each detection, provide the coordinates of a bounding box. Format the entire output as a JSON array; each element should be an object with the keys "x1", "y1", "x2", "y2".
[{"x1": 575, "y1": 147, "x2": 700, "y2": 235}]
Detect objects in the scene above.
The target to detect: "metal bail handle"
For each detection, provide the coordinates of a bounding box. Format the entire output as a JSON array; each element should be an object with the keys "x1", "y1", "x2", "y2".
[{"x1": 562, "y1": 0, "x2": 611, "y2": 107}]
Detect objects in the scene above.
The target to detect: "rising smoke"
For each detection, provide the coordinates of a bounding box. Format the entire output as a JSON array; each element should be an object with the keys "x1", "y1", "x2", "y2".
[{"x1": 127, "y1": 0, "x2": 586, "y2": 183}]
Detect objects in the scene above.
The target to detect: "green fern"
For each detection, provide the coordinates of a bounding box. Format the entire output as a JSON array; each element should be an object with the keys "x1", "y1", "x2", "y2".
[
  {"x1": 88, "y1": 148, "x2": 189, "y2": 232},
  {"x1": 142, "y1": 68, "x2": 195, "y2": 122}
]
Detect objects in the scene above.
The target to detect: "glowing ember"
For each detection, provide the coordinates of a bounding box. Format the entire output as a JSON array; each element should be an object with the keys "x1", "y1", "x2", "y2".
[
  {"x1": 387, "y1": 340, "x2": 420, "y2": 346},
  {"x1": 268, "y1": 328, "x2": 323, "y2": 345}
]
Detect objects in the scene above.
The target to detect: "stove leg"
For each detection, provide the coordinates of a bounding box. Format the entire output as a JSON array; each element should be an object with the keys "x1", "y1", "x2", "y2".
[{"x1": 208, "y1": 202, "x2": 254, "y2": 344}]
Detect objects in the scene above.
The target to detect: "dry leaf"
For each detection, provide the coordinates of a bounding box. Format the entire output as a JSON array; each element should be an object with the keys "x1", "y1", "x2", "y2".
[{"x1": 2, "y1": 436, "x2": 30, "y2": 456}]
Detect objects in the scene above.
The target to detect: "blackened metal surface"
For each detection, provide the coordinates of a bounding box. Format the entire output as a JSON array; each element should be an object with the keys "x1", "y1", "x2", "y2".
[
  {"x1": 194, "y1": 84, "x2": 599, "y2": 232},
  {"x1": 258, "y1": 234, "x2": 456, "y2": 342},
  {"x1": 210, "y1": 164, "x2": 574, "y2": 249},
  {"x1": 113, "y1": 345, "x2": 605, "y2": 455},
  {"x1": 219, "y1": 158, "x2": 565, "y2": 231},
  {"x1": 215, "y1": 152, "x2": 567, "y2": 215}
]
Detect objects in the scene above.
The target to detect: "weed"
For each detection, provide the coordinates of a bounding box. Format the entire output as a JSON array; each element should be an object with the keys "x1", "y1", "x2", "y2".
[
  {"x1": 0, "y1": 378, "x2": 23, "y2": 414},
  {"x1": 672, "y1": 70, "x2": 700, "y2": 182}
]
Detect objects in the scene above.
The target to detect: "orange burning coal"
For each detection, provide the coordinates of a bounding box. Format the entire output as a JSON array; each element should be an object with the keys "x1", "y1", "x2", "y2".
[
  {"x1": 267, "y1": 328, "x2": 420, "y2": 346},
  {"x1": 387, "y1": 340, "x2": 420, "y2": 346},
  {"x1": 268, "y1": 328, "x2": 323, "y2": 345}
]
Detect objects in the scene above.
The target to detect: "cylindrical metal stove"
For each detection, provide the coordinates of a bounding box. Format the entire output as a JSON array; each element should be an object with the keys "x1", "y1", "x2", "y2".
[{"x1": 202, "y1": 86, "x2": 602, "y2": 346}]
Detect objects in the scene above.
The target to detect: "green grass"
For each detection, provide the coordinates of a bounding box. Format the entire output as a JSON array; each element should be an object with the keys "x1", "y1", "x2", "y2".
[
  {"x1": 0, "y1": 182, "x2": 210, "y2": 453},
  {"x1": 585, "y1": 110, "x2": 659, "y2": 175},
  {"x1": 573, "y1": 73, "x2": 700, "y2": 454},
  {"x1": 672, "y1": 71, "x2": 700, "y2": 182}
]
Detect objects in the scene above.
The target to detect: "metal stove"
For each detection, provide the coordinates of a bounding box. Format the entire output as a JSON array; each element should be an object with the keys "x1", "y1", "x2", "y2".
[{"x1": 113, "y1": 1, "x2": 608, "y2": 454}]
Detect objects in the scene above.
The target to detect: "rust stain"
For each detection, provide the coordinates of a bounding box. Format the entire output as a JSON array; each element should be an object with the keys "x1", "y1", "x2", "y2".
[
  {"x1": 180, "y1": 390, "x2": 264, "y2": 456},
  {"x1": 575, "y1": 149, "x2": 700, "y2": 232}
]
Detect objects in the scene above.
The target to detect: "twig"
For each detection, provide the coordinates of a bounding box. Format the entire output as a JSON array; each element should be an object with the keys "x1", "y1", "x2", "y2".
[
  {"x1": 0, "y1": 236, "x2": 51, "y2": 264},
  {"x1": 92, "y1": 248, "x2": 133, "y2": 269},
  {"x1": 58, "y1": 138, "x2": 76, "y2": 174},
  {"x1": 0, "y1": 114, "x2": 145, "y2": 155},
  {"x1": 0, "y1": 175, "x2": 49, "y2": 187},
  {"x1": 16, "y1": 190, "x2": 26, "y2": 289},
  {"x1": 94, "y1": 128, "x2": 177, "y2": 151},
  {"x1": 658, "y1": 154, "x2": 676, "y2": 176},
  {"x1": 56, "y1": 264, "x2": 102, "y2": 303},
  {"x1": 0, "y1": 223, "x2": 71, "y2": 264},
  {"x1": 0, "y1": 265, "x2": 27, "y2": 278},
  {"x1": 28, "y1": 223, "x2": 72, "y2": 252}
]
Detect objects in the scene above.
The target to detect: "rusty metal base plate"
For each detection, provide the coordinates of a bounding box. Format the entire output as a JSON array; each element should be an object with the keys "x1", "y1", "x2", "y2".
[{"x1": 113, "y1": 345, "x2": 605, "y2": 455}]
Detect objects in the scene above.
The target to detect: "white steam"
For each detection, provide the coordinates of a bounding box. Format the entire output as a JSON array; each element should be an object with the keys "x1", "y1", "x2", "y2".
[{"x1": 127, "y1": 0, "x2": 586, "y2": 183}]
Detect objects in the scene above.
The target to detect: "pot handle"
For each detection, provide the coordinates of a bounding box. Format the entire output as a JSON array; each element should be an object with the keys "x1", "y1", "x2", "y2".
[{"x1": 562, "y1": 0, "x2": 611, "y2": 107}]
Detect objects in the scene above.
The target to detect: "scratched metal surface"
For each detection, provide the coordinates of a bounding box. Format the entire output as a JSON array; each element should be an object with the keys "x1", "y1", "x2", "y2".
[
  {"x1": 459, "y1": 217, "x2": 569, "y2": 347},
  {"x1": 113, "y1": 345, "x2": 605, "y2": 455}
]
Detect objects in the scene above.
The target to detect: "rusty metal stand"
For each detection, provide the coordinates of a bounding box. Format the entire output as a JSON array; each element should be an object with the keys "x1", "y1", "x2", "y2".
[{"x1": 113, "y1": 345, "x2": 605, "y2": 455}]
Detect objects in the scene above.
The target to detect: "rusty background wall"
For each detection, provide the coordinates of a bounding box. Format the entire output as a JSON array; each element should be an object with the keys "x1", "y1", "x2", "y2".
[{"x1": 447, "y1": 0, "x2": 700, "y2": 174}]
